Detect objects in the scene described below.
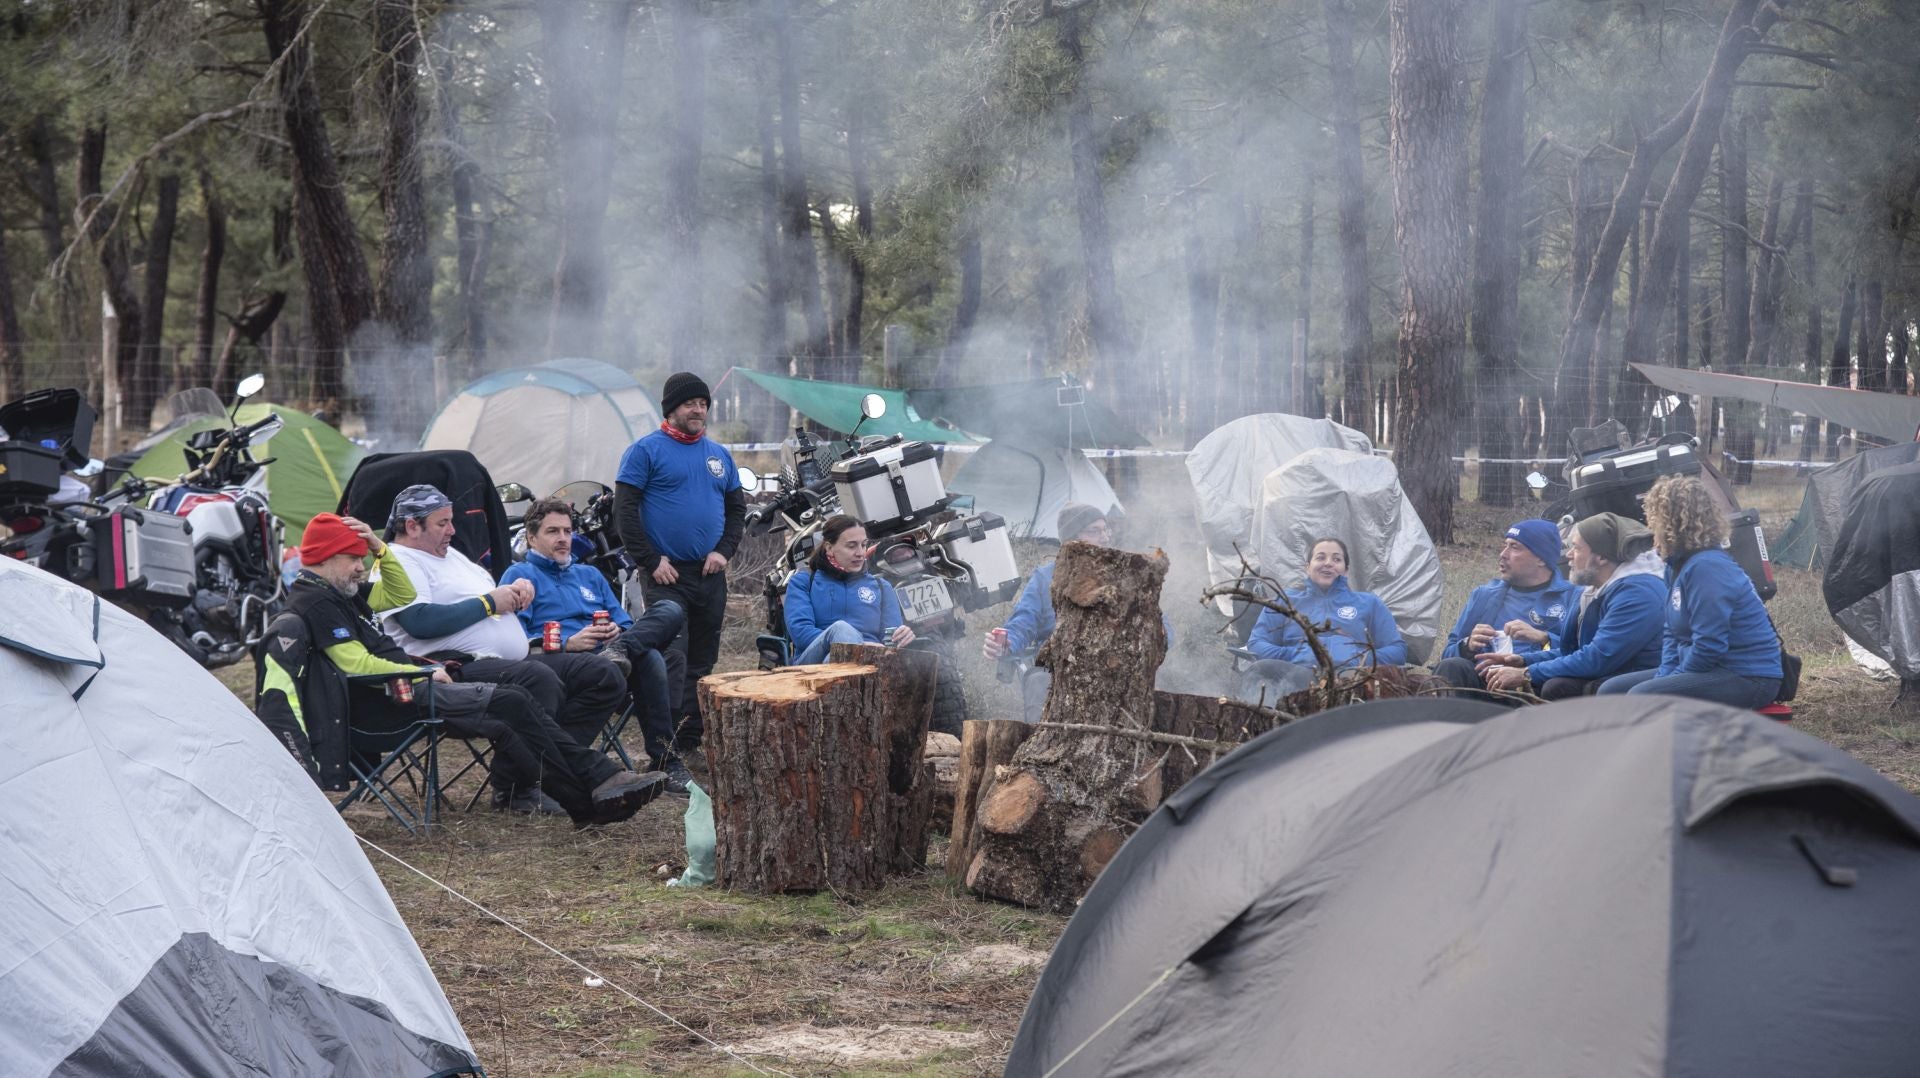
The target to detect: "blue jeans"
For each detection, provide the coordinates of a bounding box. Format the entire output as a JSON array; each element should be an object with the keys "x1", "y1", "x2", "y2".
[
  {"x1": 612, "y1": 601, "x2": 686, "y2": 765},
  {"x1": 792, "y1": 621, "x2": 868, "y2": 665},
  {"x1": 1597, "y1": 667, "x2": 1781, "y2": 709}
]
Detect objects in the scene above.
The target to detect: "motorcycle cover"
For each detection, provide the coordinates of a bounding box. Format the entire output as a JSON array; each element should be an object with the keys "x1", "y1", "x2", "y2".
[
  {"x1": 338, "y1": 450, "x2": 515, "y2": 580},
  {"x1": 1823, "y1": 460, "x2": 1920, "y2": 679},
  {"x1": 1187, "y1": 413, "x2": 1373, "y2": 614},
  {"x1": 1248, "y1": 448, "x2": 1444, "y2": 665}
]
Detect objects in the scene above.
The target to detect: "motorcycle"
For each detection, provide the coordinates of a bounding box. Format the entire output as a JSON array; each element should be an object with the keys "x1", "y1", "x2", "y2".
[
  {"x1": 0, "y1": 373, "x2": 287, "y2": 668},
  {"x1": 742, "y1": 393, "x2": 1024, "y2": 734}
]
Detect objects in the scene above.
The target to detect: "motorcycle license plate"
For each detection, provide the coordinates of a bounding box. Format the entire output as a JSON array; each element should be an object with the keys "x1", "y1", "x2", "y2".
[{"x1": 901, "y1": 578, "x2": 953, "y2": 621}]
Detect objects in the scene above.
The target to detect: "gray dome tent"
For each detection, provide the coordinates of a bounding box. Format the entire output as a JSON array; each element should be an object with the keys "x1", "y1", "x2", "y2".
[
  {"x1": 1011, "y1": 696, "x2": 1920, "y2": 1077},
  {"x1": 0, "y1": 557, "x2": 480, "y2": 1075}
]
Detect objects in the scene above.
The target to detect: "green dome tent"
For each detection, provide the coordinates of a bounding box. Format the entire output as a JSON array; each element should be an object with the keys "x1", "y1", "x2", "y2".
[{"x1": 128, "y1": 404, "x2": 362, "y2": 535}]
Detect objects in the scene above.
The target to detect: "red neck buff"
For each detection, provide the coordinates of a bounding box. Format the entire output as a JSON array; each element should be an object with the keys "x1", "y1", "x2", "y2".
[
  {"x1": 825, "y1": 549, "x2": 863, "y2": 575},
  {"x1": 659, "y1": 420, "x2": 702, "y2": 445}
]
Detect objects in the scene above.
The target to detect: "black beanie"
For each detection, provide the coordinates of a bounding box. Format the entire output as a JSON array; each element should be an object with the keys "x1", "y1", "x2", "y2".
[{"x1": 661, "y1": 372, "x2": 711, "y2": 416}]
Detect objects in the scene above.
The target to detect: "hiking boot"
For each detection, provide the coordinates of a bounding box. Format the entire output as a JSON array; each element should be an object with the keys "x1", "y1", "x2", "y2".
[
  {"x1": 660, "y1": 758, "x2": 695, "y2": 799},
  {"x1": 584, "y1": 769, "x2": 669, "y2": 827},
  {"x1": 490, "y1": 787, "x2": 568, "y2": 816}
]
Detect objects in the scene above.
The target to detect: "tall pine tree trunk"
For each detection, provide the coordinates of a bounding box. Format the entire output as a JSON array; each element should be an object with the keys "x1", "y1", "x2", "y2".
[
  {"x1": 1387, "y1": 0, "x2": 1471, "y2": 543},
  {"x1": 539, "y1": 0, "x2": 633, "y2": 359},
  {"x1": 1798, "y1": 178, "x2": 1821, "y2": 460},
  {"x1": 192, "y1": 169, "x2": 225, "y2": 388},
  {"x1": 374, "y1": 0, "x2": 433, "y2": 441},
  {"x1": 1472, "y1": 0, "x2": 1527, "y2": 505},
  {"x1": 1719, "y1": 113, "x2": 1754, "y2": 481},
  {"x1": 1057, "y1": 8, "x2": 1133, "y2": 421},
  {"x1": 771, "y1": 0, "x2": 831, "y2": 375},
  {"x1": 435, "y1": 37, "x2": 490, "y2": 373},
  {"x1": 77, "y1": 124, "x2": 143, "y2": 437},
  {"x1": 0, "y1": 220, "x2": 23, "y2": 402},
  {"x1": 1324, "y1": 0, "x2": 1374, "y2": 438},
  {"x1": 134, "y1": 171, "x2": 180, "y2": 426},
  {"x1": 667, "y1": 0, "x2": 708, "y2": 368},
  {"x1": 1826, "y1": 279, "x2": 1857, "y2": 459}
]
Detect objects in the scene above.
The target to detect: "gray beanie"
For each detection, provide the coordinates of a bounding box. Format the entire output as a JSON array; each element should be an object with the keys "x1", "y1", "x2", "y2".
[{"x1": 1056, "y1": 502, "x2": 1106, "y2": 543}]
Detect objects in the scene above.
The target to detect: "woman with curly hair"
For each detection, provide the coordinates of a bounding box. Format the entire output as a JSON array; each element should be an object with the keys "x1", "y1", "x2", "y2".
[{"x1": 1597, "y1": 476, "x2": 1781, "y2": 706}]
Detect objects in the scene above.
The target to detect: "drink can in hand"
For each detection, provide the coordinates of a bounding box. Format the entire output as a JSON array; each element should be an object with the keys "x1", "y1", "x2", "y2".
[
  {"x1": 543, "y1": 621, "x2": 562, "y2": 652},
  {"x1": 390, "y1": 676, "x2": 414, "y2": 704},
  {"x1": 1491, "y1": 630, "x2": 1513, "y2": 655},
  {"x1": 990, "y1": 627, "x2": 1008, "y2": 649},
  {"x1": 592, "y1": 609, "x2": 611, "y2": 628}
]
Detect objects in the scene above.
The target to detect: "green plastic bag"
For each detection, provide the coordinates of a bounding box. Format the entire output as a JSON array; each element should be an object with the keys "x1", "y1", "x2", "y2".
[{"x1": 666, "y1": 780, "x2": 715, "y2": 889}]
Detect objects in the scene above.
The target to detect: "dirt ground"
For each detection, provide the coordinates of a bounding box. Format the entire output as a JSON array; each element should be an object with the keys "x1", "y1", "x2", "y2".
[{"x1": 214, "y1": 464, "x2": 1920, "y2": 1077}]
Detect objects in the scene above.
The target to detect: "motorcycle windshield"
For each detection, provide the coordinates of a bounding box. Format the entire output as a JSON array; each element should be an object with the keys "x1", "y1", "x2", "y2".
[{"x1": 160, "y1": 388, "x2": 227, "y2": 424}]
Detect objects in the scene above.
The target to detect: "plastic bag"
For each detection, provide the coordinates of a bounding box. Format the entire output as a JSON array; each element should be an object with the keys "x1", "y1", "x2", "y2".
[{"x1": 665, "y1": 780, "x2": 715, "y2": 889}]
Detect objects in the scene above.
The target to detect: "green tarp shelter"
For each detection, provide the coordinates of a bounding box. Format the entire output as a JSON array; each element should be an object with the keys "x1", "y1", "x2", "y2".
[
  {"x1": 129, "y1": 404, "x2": 362, "y2": 535},
  {"x1": 726, "y1": 368, "x2": 1149, "y2": 448},
  {"x1": 729, "y1": 368, "x2": 976, "y2": 443}
]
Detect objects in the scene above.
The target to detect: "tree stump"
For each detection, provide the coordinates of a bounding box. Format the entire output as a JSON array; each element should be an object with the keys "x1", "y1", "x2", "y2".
[
  {"x1": 965, "y1": 542, "x2": 1169, "y2": 912},
  {"x1": 698, "y1": 643, "x2": 937, "y2": 893},
  {"x1": 1148, "y1": 691, "x2": 1287, "y2": 798},
  {"x1": 944, "y1": 719, "x2": 1035, "y2": 878}
]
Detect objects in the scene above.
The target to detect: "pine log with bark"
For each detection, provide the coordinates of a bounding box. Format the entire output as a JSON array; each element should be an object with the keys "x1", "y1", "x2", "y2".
[
  {"x1": 945, "y1": 719, "x2": 1036, "y2": 880},
  {"x1": 698, "y1": 644, "x2": 937, "y2": 893},
  {"x1": 965, "y1": 543, "x2": 1169, "y2": 913}
]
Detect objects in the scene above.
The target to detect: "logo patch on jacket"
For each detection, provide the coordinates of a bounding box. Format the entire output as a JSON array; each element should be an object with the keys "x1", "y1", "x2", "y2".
[
  {"x1": 1337, "y1": 605, "x2": 1359, "y2": 620},
  {"x1": 331, "y1": 626, "x2": 352, "y2": 640},
  {"x1": 1546, "y1": 603, "x2": 1565, "y2": 619},
  {"x1": 1671, "y1": 588, "x2": 1684, "y2": 610},
  {"x1": 857, "y1": 585, "x2": 878, "y2": 604},
  {"x1": 579, "y1": 585, "x2": 597, "y2": 601},
  {"x1": 706, "y1": 456, "x2": 725, "y2": 478}
]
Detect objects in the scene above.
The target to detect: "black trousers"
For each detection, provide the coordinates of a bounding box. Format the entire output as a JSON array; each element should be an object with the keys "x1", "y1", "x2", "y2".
[
  {"x1": 418, "y1": 679, "x2": 619, "y2": 824},
  {"x1": 642, "y1": 563, "x2": 729, "y2": 747},
  {"x1": 461, "y1": 653, "x2": 625, "y2": 752}
]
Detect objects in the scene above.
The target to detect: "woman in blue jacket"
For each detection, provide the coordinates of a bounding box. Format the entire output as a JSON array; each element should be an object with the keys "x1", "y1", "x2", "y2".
[
  {"x1": 1240, "y1": 537, "x2": 1407, "y2": 702},
  {"x1": 1597, "y1": 476, "x2": 1781, "y2": 706},
  {"x1": 784, "y1": 515, "x2": 914, "y2": 665}
]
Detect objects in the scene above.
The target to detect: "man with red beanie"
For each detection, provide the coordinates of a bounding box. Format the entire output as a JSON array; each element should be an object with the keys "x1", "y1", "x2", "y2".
[
  {"x1": 259, "y1": 512, "x2": 666, "y2": 828},
  {"x1": 614, "y1": 372, "x2": 745, "y2": 753}
]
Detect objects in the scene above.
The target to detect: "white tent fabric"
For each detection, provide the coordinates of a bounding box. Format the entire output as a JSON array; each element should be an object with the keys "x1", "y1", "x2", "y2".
[
  {"x1": 1250, "y1": 447, "x2": 1444, "y2": 663},
  {"x1": 1187, "y1": 413, "x2": 1374, "y2": 611},
  {"x1": 0, "y1": 558, "x2": 477, "y2": 1075},
  {"x1": 421, "y1": 358, "x2": 663, "y2": 500},
  {"x1": 949, "y1": 438, "x2": 1121, "y2": 539}
]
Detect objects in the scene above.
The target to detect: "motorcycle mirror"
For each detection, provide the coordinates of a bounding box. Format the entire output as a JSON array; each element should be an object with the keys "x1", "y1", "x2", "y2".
[
  {"x1": 859, "y1": 393, "x2": 888, "y2": 421},
  {"x1": 496, "y1": 482, "x2": 532, "y2": 504},
  {"x1": 236, "y1": 373, "x2": 265, "y2": 400},
  {"x1": 1525, "y1": 471, "x2": 1549, "y2": 490},
  {"x1": 75, "y1": 457, "x2": 105, "y2": 478},
  {"x1": 737, "y1": 466, "x2": 759, "y2": 492}
]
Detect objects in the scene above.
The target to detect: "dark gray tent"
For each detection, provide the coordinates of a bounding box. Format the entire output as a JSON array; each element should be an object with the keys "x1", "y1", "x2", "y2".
[{"x1": 1011, "y1": 696, "x2": 1920, "y2": 1077}]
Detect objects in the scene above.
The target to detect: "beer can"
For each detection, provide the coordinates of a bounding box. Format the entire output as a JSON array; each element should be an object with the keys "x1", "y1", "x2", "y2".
[
  {"x1": 390, "y1": 676, "x2": 414, "y2": 704},
  {"x1": 592, "y1": 609, "x2": 611, "y2": 628},
  {"x1": 543, "y1": 621, "x2": 562, "y2": 651}
]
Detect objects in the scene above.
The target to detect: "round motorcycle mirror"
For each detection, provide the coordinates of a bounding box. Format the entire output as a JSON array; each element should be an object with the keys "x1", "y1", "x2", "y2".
[
  {"x1": 76, "y1": 457, "x2": 105, "y2": 478},
  {"x1": 236, "y1": 372, "x2": 266, "y2": 399},
  {"x1": 737, "y1": 466, "x2": 759, "y2": 492},
  {"x1": 496, "y1": 482, "x2": 532, "y2": 503},
  {"x1": 859, "y1": 392, "x2": 888, "y2": 421},
  {"x1": 1525, "y1": 471, "x2": 1549, "y2": 490}
]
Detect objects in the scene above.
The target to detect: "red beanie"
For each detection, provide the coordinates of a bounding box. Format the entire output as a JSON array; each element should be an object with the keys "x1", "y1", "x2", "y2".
[{"x1": 300, "y1": 513, "x2": 369, "y2": 565}]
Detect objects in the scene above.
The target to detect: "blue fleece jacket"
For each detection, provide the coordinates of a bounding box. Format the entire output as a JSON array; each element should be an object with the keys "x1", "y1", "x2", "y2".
[
  {"x1": 1001, "y1": 562, "x2": 1060, "y2": 656},
  {"x1": 785, "y1": 567, "x2": 904, "y2": 653},
  {"x1": 1658, "y1": 547, "x2": 1781, "y2": 678},
  {"x1": 1522, "y1": 552, "x2": 1666, "y2": 687},
  {"x1": 500, "y1": 550, "x2": 634, "y2": 644},
  {"x1": 1248, "y1": 576, "x2": 1407, "y2": 668},
  {"x1": 1439, "y1": 574, "x2": 1581, "y2": 660}
]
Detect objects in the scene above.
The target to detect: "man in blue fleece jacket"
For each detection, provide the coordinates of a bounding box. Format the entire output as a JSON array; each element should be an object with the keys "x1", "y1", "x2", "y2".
[
  {"x1": 982, "y1": 503, "x2": 1113, "y2": 722},
  {"x1": 1475, "y1": 512, "x2": 1665, "y2": 701},
  {"x1": 1433, "y1": 518, "x2": 1580, "y2": 694},
  {"x1": 501, "y1": 498, "x2": 693, "y2": 795}
]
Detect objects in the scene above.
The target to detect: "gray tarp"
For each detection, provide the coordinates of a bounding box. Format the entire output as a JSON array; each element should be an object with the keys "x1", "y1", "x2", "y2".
[
  {"x1": 1630, "y1": 362, "x2": 1920, "y2": 445},
  {"x1": 1012, "y1": 695, "x2": 1920, "y2": 1077},
  {"x1": 1186, "y1": 413, "x2": 1373, "y2": 613},
  {"x1": 1249, "y1": 447, "x2": 1444, "y2": 664},
  {"x1": 0, "y1": 557, "x2": 479, "y2": 1076}
]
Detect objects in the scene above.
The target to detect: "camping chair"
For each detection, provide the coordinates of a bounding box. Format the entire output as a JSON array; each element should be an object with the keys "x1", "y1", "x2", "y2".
[{"x1": 255, "y1": 610, "x2": 492, "y2": 835}]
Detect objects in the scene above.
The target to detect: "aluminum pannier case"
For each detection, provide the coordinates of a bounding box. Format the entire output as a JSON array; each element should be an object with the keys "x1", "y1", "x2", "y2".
[
  {"x1": 831, "y1": 441, "x2": 947, "y2": 530},
  {"x1": 1568, "y1": 440, "x2": 1701, "y2": 522},
  {"x1": 931, "y1": 512, "x2": 1022, "y2": 608},
  {"x1": 92, "y1": 505, "x2": 197, "y2": 607},
  {"x1": 1724, "y1": 508, "x2": 1777, "y2": 602}
]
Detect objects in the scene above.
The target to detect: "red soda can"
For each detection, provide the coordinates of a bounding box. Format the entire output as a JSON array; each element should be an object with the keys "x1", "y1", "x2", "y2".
[
  {"x1": 592, "y1": 609, "x2": 611, "y2": 628},
  {"x1": 390, "y1": 676, "x2": 414, "y2": 704},
  {"x1": 543, "y1": 621, "x2": 562, "y2": 652}
]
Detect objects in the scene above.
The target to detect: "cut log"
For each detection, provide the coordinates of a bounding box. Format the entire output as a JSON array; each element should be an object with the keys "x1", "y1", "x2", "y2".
[
  {"x1": 1148, "y1": 691, "x2": 1288, "y2": 797},
  {"x1": 924, "y1": 732, "x2": 961, "y2": 836},
  {"x1": 966, "y1": 542, "x2": 1170, "y2": 912},
  {"x1": 943, "y1": 719, "x2": 1033, "y2": 878},
  {"x1": 697, "y1": 643, "x2": 936, "y2": 893}
]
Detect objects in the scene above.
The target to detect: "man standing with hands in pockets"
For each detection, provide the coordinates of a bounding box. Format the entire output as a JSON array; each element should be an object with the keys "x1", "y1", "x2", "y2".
[{"x1": 615, "y1": 372, "x2": 746, "y2": 753}]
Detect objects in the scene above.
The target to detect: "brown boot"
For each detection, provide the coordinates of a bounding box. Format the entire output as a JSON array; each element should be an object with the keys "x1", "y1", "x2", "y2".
[{"x1": 581, "y1": 769, "x2": 668, "y2": 828}]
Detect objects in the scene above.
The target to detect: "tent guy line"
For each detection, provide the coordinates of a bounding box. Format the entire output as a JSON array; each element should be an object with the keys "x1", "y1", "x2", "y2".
[{"x1": 352, "y1": 832, "x2": 799, "y2": 1078}]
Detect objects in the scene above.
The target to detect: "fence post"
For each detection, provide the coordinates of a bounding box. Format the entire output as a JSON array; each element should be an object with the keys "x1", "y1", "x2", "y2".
[{"x1": 100, "y1": 291, "x2": 120, "y2": 455}]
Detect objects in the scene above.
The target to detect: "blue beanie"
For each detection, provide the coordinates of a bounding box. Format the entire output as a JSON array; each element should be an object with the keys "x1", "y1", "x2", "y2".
[{"x1": 1505, "y1": 518, "x2": 1561, "y2": 569}]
